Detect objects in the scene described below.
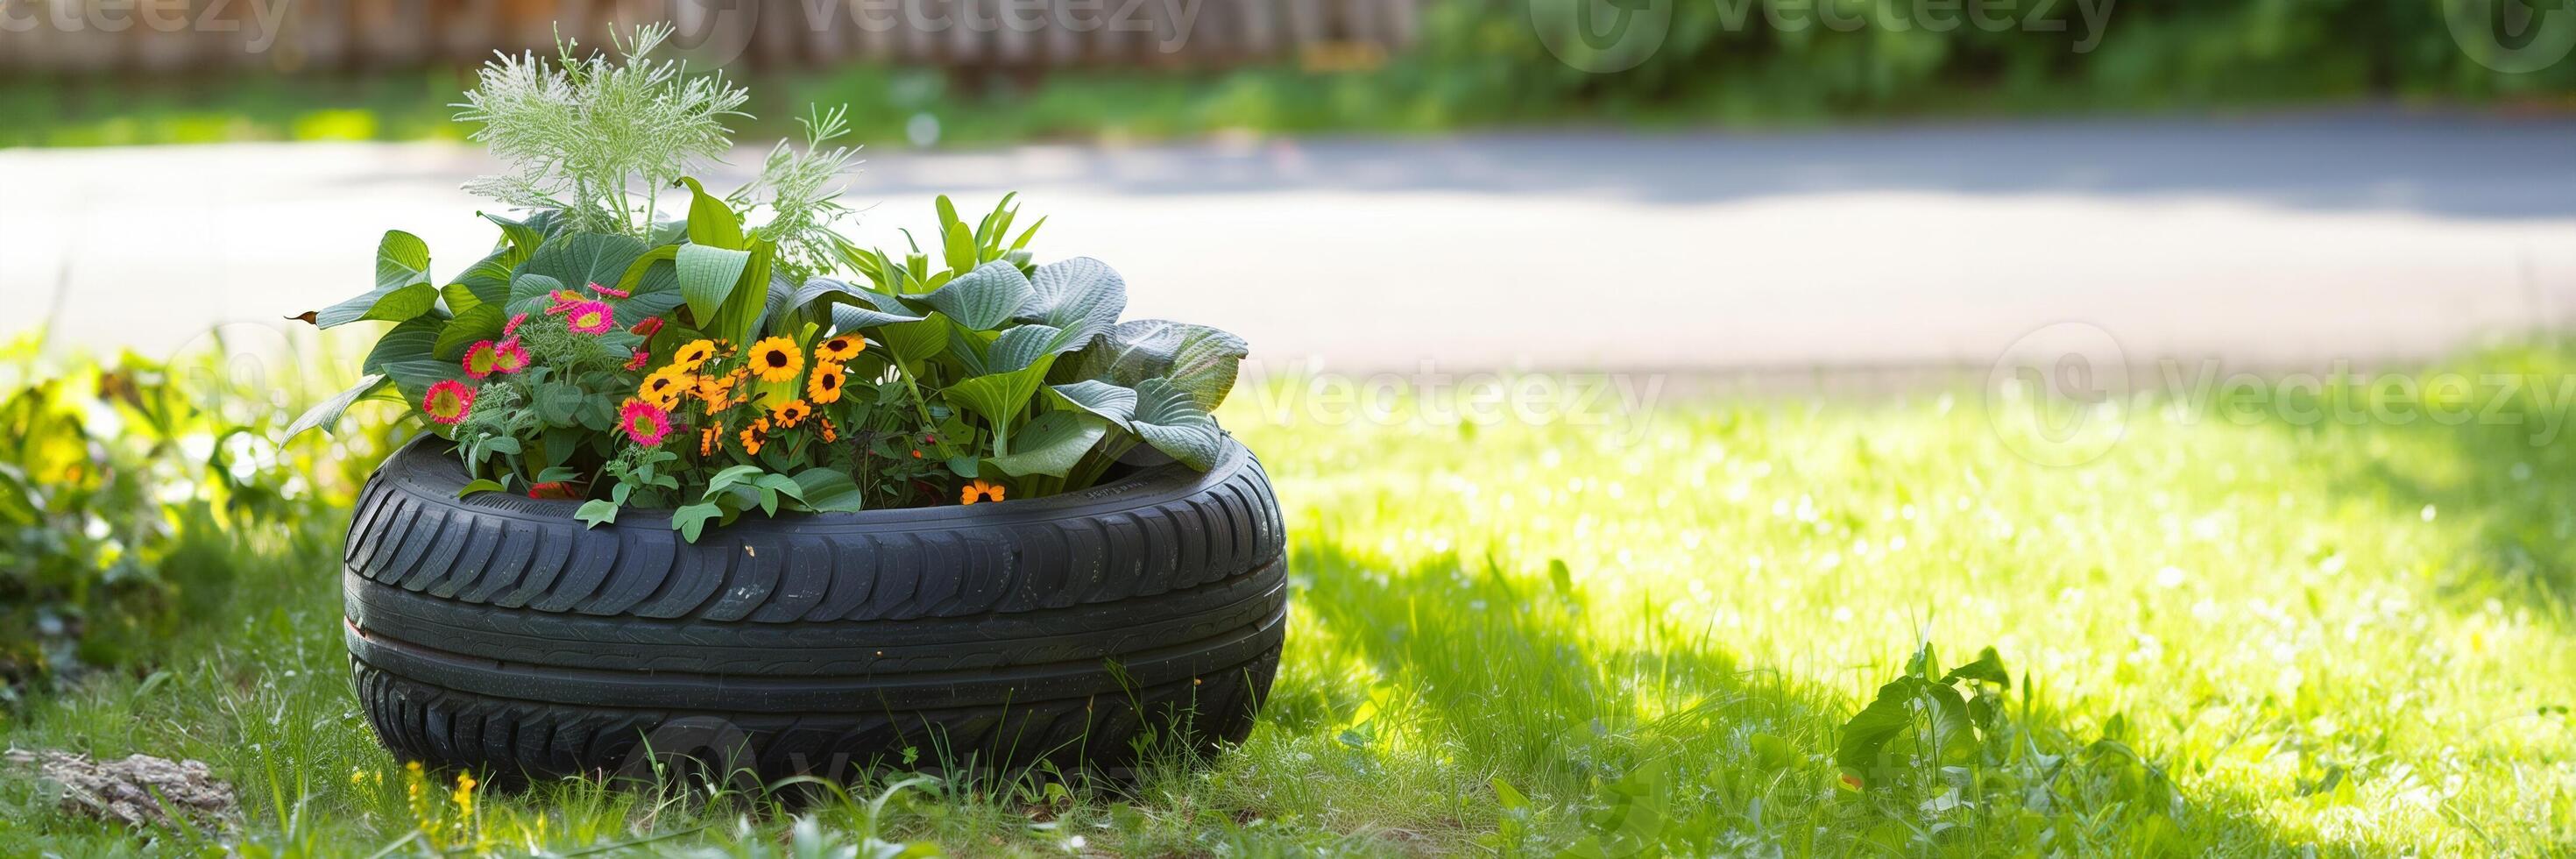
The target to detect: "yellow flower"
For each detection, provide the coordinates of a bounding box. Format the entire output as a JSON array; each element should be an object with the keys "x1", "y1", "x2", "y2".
[
  {"x1": 960, "y1": 479, "x2": 1006, "y2": 505},
  {"x1": 807, "y1": 361, "x2": 846, "y2": 405},
  {"x1": 694, "y1": 372, "x2": 738, "y2": 413},
  {"x1": 747, "y1": 336, "x2": 803, "y2": 383},
  {"x1": 638, "y1": 366, "x2": 694, "y2": 410},
  {"x1": 670, "y1": 339, "x2": 718, "y2": 372},
  {"x1": 815, "y1": 334, "x2": 865, "y2": 364}
]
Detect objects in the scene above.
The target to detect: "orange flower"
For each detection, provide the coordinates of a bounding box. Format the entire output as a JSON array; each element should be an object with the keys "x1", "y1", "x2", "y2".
[
  {"x1": 815, "y1": 334, "x2": 864, "y2": 363},
  {"x1": 769, "y1": 399, "x2": 812, "y2": 429},
  {"x1": 818, "y1": 417, "x2": 838, "y2": 443},
  {"x1": 739, "y1": 425, "x2": 764, "y2": 456},
  {"x1": 699, "y1": 427, "x2": 719, "y2": 456},
  {"x1": 807, "y1": 361, "x2": 846, "y2": 404},
  {"x1": 693, "y1": 372, "x2": 738, "y2": 413},
  {"x1": 959, "y1": 479, "x2": 1006, "y2": 505},
  {"x1": 747, "y1": 337, "x2": 803, "y2": 383}
]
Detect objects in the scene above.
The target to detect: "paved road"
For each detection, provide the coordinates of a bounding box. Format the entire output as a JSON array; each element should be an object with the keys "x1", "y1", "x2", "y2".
[{"x1": 9, "y1": 110, "x2": 2576, "y2": 382}]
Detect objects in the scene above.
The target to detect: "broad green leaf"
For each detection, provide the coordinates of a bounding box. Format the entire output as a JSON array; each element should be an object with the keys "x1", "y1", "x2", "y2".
[
  {"x1": 985, "y1": 411, "x2": 1108, "y2": 478},
  {"x1": 1021, "y1": 257, "x2": 1127, "y2": 351},
  {"x1": 707, "y1": 241, "x2": 775, "y2": 344},
  {"x1": 575, "y1": 499, "x2": 619, "y2": 528},
  {"x1": 507, "y1": 273, "x2": 566, "y2": 316},
  {"x1": 283, "y1": 373, "x2": 387, "y2": 439},
  {"x1": 789, "y1": 468, "x2": 867, "y2": 514},
  {"x1": 680, "y1": 177, "x2": 747, "y2": 250},
  {"x1": 704, "y1": 465, "x2": 767, "y2": 495},
  {"x1": 362, "y1": 313, "x2": 458, "y2": 402},
  {"x1": 311, "y1": 231, "x2": 437, "y2": 328},
  {"x1": 449, "y1": 239, "x2": 532, "y2": 310},
  {"x1": 611, "y1": 245, "x2": 686, "y2": 328},
  {"x1": 880, "y1": 316, "x2": 950, "y2": 368},
  {"x1": 944, "y1": 358, "x2": 1058, "y2": 430},
  {"x1": 534, "y1": 381, "x2": 583, "y2": 426},
  {"x1": 1940, "y1": 647, "x2": 2011, "y2": 688},
  {"x1": 1127, "y1": 378, "x2": 1223, "y2": 470},
  {"x1": 1073, "y1": 320, "x2": 1249, "y2": 411},
  {"x1": 672, "y1": 501, "x2": 724, "y2": 543},
  {"x1": 987, "y1": 324, "x2": 1079, "y2": 373},
  {"x1": 676, "y1": 244, "x2": 753, "y2": 322},
  {"x1": 1048, "y1": 380, "x2": 1137, "y2": 426},
  {"x1": 937, "y1": 195, "x2": 977, "y2": 273},
  {"x1": 455, "y1": 479, "x2": 506, "y2": 499},
  {"x1": 1834, "y1": 677, "x2": 1921, "y2": 782},
  {"x1": 920, "y1": 261, "x2": 1034, "y2": 331},
  {"x1": 514, "y1": 232, "x2": 648, "y2": 314},
  {"x1": 433, "y1": 305, "x2": 507, "y2": 360},
  {"x1": 481, "y1": 209, "x2": 557, "y2": 252},
  {"x1": 440, "y1": 282, "x2": 485, "y2": 316},
  {"x1": 796, "y1": 278, "x2": 926, "y2": 329}
]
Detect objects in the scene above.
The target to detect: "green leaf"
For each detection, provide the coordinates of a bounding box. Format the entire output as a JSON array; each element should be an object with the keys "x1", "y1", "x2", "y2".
[
  {"x1": 507, "y1": 273, "x2": 566, "y2": 316},
  {"x1": 481, "y1": 209, "x2": 556, "y2": 252},
  {"x1": 919, "y1": 261, "x2": 1034, "y2": 331},
  {"x1": 1021, "y1": 257, "x2": 1128, "y2": 351},
  {"x1": 880, "y1": 316, "x2": 950, "y2": 369},
  {"x1": 612, "y1": 245, "x2": 686, "y2": 327},
  {"x1": 1128, "y1": 378, "x2": 1224, "y2": 470},
  {"x1": 433, "y1": 305, "x2": 507, "y2": 360},
  {"x1": 677, "y1": 244, "x2": 754, "y2": 323},
  {"x1": 311, "y1": 230, "x2": 438, "y2": 328},
  {"x1": 283, "y1": 373, "x2": 388, "y2": 439},
  {"x1": 513, "y1": 232, "x2": 648, "y2": 315},
  {"x1": 1939, "y1": 647, "x2": 2011, "y2": 689},
  {"x1": 680, "y1": 177, "x2": 746, "y2": 250},
  {"x1": 937, "y1": 195, "x2": 977, "y2": 273},
  {"x1": 575, "y1": 499, "x2": 619, "y2": 529},
  {"x1": 455, "y1": 479, "x2": 506, "y2": 499},
  {"x1": 984, "y1": 411, "x2": 1108, "y2": 478},
  {"x1": 1048, "y1": 380, "x2": 1138, "y2": 426},
  {"x1": 708, "y1": 242, "x2": 776, "y2": 344},
  {"x1": 672, "y1": 501, "x2": 724, "y2": 543},
  {"x1": 704, "y1": 465, "x2": 767, "y2": 495},
  {"x1": 1835, "y1": 677, "x2": 1921, "y2": 782},
  {"x1": 944, "y1": 358, "x2": 1058, "y2": 431},
  {"x1": 1749, "y1": 733, "x2": 1801, "y2": 770},
  {"x1": 1073, "y1": 320, "x2": 1249, "y2": 411},
  {"x1": 449, "y1": 240, "x2": 532, "y2": 310},
  {"x1": 796, "y1": 278, "x2": 926, "y2": 329},
  {"x1": 945, "y1": 455, "x2": 981, "y2": 478},
  {"x1": 987, "y1": 324, "x2": 1079, "y2": 373},
  {"x1": 789, "y1": 468, "x2": 867, "y2": 514},
  {"x1": 534, "y1": 381, "x2": 584, "y2": 426},
  {"x1": 362, "y1": 314, "x2": 458, "y2": 402}
]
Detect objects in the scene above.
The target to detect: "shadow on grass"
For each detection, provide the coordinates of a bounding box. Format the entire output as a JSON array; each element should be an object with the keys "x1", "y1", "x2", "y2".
[{"x1": 1270, "y1": 541, "x2": 2323, "y2": 855}]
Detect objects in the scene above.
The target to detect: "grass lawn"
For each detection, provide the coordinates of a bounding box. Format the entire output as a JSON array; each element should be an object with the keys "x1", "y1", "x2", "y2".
[{"x1": 5, "y1": 345, "x2": 2576, "y2": 855}]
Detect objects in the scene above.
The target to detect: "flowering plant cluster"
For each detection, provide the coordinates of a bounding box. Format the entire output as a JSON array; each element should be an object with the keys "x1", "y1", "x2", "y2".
[{"x1": 289, "y1": 27, "x2": 1244, "y2": 542}]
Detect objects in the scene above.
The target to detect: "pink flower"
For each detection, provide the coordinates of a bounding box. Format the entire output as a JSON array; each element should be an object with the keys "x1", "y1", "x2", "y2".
[
  {"x1": 502, "y1": 313, "x2": 528, "y2": 337},
  {"x1": 491, "y1": 338, "x2": 529, "y2": 374},
  {"x1": 527, "y1": 481, "x2": 581, "y2": 500},
  {"x1": 463, "y1": 340, "x2": 504, "y2": 379},
  {"x1": 629, "y1": 316, "x2": 665, "y2": 337},
  {"x1": 624, "y1": 350, "x2": 650, "y2": 371},
  {"x1": 546, "y1": 290, "x2": 584, "y2": 315},
  {"x1": 564, "y1": 301, "x2": 615, "y2": 335},
  {"x1": 592, "y1": 280, "x2": 632, "y2": 299},
  {"x1": 618, "y1": 400, "x2": 672, "y2": 447},
  {"x1": 422, "y1": 380, "x2": 474, "y2": 425}
]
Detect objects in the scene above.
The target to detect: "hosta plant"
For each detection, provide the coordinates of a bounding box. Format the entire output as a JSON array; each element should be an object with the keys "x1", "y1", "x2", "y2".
[{"x1": 291, "y1": 26, "x2": 1247, "y2": 542}]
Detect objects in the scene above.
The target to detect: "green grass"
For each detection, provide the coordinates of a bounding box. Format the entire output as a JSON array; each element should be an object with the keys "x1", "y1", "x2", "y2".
[{"x1": 8, "y1": 344, "x2": 2576, "y2": 855}]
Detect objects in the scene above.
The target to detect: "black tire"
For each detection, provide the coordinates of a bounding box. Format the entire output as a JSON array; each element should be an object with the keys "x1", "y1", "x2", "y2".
[{"x1": 343, "y1": 436, "x2": 1287, "y2": 783}]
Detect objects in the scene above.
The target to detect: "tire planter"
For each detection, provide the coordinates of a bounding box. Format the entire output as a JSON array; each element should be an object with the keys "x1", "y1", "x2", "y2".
[{"x1": 342, "y1": 436, "x2": 1286, "y2": 782}]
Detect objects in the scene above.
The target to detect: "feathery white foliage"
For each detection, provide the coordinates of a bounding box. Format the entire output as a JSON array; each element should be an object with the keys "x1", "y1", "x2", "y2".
[
  {"x1": 455, "y1": 24, "x2": 749, "y2": 237},
  {"x1": 734, "y1": 106, "x2": 867, "y2": 281}
]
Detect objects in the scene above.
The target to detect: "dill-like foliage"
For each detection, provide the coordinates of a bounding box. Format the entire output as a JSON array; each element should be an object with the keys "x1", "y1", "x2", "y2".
[
  {"x1": 734, "y1": 106, "x2": 867, "y2": 282},
  {"x1": 454, "y1": 24, "x2": 749, "y2": 237}
]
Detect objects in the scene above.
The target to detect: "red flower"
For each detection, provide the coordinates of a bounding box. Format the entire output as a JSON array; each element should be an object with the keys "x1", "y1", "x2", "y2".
[
  {"x1": 630, "y1": 316, "x2": 665, "y2": 337},
  {"x1": 624, "y1": 351, "x2": 650, "y2": 371},
  {"x1": 593, "y1": 280, "x2": 632, "y2": 299},
  {"x1": 527, "y1": 481, "x2": 581, "y2": 500}
]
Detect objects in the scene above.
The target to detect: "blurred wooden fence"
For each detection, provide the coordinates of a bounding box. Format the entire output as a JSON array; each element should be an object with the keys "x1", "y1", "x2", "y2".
[{"x1": 0, "y1": 0, "x2": 1426, "y2": 74}]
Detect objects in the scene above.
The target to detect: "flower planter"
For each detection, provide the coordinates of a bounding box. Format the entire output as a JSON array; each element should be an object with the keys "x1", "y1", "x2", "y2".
[{"x1": 342, "y1": 435, "x2": 1285, "y2": 781}]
